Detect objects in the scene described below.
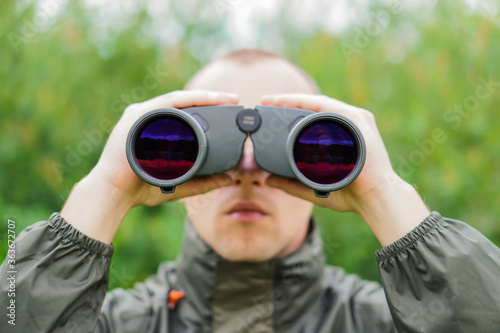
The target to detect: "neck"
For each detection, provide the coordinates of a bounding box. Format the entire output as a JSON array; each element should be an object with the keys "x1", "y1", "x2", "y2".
[
  {"x1": 175, "y1": 219, "x2": 325, "y2": 331},
  {"x1": 274, "y1": 219, "x2": 311, "y2": 258}
]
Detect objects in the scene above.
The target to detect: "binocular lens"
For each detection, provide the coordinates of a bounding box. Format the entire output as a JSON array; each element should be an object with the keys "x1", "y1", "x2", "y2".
[
  {"x1": 293, "y1": 121, "x2": 357, "y2": 185},
  {"x1": 134, "y1": 116, "x2": 199, "y2": 180}
]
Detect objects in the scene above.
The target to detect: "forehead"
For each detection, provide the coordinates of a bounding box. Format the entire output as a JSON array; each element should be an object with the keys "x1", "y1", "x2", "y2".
[{"x1": 186, "y1": 59, "x2": 316, "y2": 107}]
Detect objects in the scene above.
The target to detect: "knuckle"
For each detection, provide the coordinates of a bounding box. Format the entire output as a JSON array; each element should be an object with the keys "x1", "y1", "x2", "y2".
[
  {"x1": 124, "y1": 103, "x2": 139, "y2": 114},
  {"x1": 165, "y1": 90, "x2": 183, "y2": 101},
  {"x1": 320, "y1": 95, "x2": 330, "y2": 102},
  {"x1": 318, "y1": 95, "x2": 331, "y2": 110},
  {"x1": 361, "y1": 109, "x2": 376, "y2": 125},
  {"x1": 362, "y1": 108, "x2": 375, "y2": 120},
  {"x1": 350, "y1": 106, "x2": 373, "y2": 122},
  {"x1": 201, "y1": 91, "x2": 212, "y2": 100},
  {"x1": 169, "y1": 90, "x2": 182, "y2": 97}
]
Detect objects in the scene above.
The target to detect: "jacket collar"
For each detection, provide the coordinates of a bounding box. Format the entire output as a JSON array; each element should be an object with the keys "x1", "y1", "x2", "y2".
[{"x1": 176, "y1": 219, "x2": 325, "y2": 331}]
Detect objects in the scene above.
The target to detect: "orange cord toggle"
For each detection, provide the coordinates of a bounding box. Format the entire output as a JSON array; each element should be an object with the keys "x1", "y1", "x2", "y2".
[{"x1": 168, "y1": 290, "x2": 185, "y2": 309}]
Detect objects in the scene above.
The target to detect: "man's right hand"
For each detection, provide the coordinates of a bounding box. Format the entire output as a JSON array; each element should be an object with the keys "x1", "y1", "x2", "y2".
[{"x1": 61, "y1": 90, "x2": 238, "y2": 244}]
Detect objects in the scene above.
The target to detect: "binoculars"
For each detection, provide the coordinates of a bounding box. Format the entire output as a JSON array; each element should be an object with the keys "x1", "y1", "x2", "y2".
[{"x1": 126, "y1": 105, "x2": 365, "y2": 198}]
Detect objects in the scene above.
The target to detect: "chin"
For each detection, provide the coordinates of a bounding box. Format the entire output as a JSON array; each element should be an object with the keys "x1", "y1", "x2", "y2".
[
  {"x1": 213, "y1": 229, "x2": 279, "y2": 262},
  {"x1": 218, "y1": 248, "x2": 275, "y2": 262}
]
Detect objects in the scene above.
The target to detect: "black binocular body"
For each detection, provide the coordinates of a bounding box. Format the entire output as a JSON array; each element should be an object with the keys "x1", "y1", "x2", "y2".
[{"x1": 126, "y1": 105, "x2": 365, "y2": 198}]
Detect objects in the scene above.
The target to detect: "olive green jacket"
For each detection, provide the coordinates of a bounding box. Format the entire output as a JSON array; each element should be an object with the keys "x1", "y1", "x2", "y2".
[{"x1": 1, "y1": 212, "x2": 500, "y2": 332}]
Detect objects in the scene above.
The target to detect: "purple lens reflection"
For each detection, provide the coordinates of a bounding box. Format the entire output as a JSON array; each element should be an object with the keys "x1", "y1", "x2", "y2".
[
  {"x1": 134, "y1": 116, "x2": 198, "y2": 180},
  {"x1": 293, "y1": 121, "x2": 357, "y2": 184}
]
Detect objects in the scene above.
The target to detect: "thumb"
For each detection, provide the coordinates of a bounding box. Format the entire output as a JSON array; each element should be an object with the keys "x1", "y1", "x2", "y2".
[
  {"x1": 176, "y1": 173, "x2": 232, "y2": 199},
  {"x1": 266, "y1": 175, "x2": 317, "y2": 203}
]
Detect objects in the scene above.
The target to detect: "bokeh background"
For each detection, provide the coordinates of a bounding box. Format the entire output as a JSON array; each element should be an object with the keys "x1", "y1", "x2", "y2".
[{"x1": 1, "y1": 0, "x2": 499, "y2": 289}]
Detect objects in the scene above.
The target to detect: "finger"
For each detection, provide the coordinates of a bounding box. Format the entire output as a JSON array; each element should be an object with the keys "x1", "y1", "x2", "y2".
[
  {"x1": 266, "y1": 175, "x2": 323, "y2": 205},
  {"x1": 174, "y1": 173, "x2": 232, "y2": 199},
  {"x1": 147, "y1": 90, "x2": 239, "y2": 111},
  {"x1": 119, "y1": 90, "x2": 240, "y2": 132},
  {"x1": 261, "y1": 93, "x2": 363, "y2": 121}
]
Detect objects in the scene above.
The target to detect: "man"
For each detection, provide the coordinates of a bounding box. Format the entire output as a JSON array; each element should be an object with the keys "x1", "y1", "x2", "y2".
[{"x1": 1, "y1": 49, "x2": 500, "y2": 332}]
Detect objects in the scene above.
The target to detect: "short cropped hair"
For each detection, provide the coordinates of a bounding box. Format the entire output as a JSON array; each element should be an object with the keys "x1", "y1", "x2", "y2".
[{"x1": 185, "y1": 48, "x2": 320, "y2": 94}]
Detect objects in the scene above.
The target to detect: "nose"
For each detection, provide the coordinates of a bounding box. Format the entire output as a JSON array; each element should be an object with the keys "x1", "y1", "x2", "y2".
[{"x1": 226, "y1": 136, "x2": 269, "y2": 187}]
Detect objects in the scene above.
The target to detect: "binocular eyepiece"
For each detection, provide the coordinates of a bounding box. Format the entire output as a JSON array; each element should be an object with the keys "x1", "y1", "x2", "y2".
[{"x1": 126, "y1": 105, "x2": 365, "y2": 198}]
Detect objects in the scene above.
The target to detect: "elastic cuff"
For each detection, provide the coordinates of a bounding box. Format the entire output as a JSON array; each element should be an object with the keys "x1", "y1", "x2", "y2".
[
  {"x1": 375, "y1": 211, "x2": 443, "y2": 262},
  {"x1": 48, "y1": 212, "x2": 115, "y2": 258}
]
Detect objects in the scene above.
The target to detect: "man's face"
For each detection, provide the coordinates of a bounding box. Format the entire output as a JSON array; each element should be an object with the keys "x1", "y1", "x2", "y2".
[{"x1": 183, "y1": 58, "x2": 315, "y2": 261}]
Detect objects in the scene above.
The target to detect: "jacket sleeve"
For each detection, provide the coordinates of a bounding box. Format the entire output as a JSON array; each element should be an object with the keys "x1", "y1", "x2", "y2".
[
  {"x1": 0, "y1": 213, "x2": 114, "y2": 333},
  {"x1": 95, "y1": 262, "x2": 174, "y2": 333},
  {"x1": 376, "y1": 212, "x2": 500, "y2": 333}
]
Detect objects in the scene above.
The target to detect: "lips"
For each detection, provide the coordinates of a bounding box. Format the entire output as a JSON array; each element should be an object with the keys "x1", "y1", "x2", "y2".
[{"x1": 225, "y1": 201, "x2": 268, "y2": 222}]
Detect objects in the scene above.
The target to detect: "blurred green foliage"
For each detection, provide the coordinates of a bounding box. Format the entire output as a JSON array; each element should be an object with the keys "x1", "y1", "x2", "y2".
[{"x1": 1, "y1": 0, "x2": 499, "y2": 289}]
